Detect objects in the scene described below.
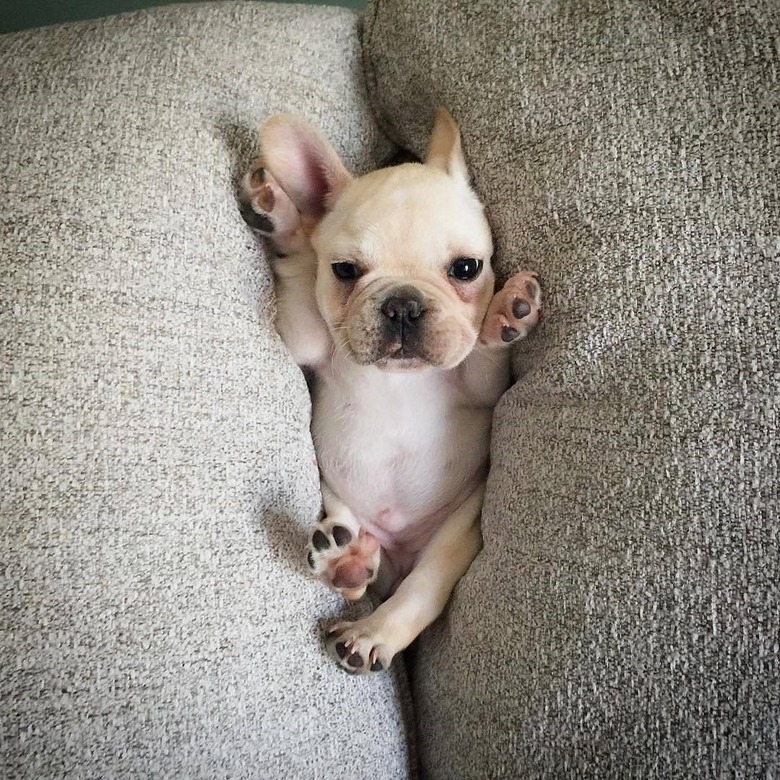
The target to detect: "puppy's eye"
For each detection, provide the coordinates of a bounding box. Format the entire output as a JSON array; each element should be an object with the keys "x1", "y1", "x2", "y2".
[
  {"x1": 448, "y1": 257, "x2": 483, "y2": 282},
  {"x1": 331, "y1": 261, "x2": 363, "y2": 281}
]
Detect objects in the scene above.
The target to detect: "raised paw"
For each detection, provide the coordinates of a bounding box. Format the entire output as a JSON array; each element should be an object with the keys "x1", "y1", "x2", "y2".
[
  {"x1": 325, "y1": 618, "x2": 393, "y2": 675},
  {"x1": 479, "y1": 270, "x2": 542, "y2": 346},
  {"x1": 239, "y1": 165, "x2": 302, "y2": 251},
  {"x1": 307, "y1": 520, "x2": 381, "y2": 601}
]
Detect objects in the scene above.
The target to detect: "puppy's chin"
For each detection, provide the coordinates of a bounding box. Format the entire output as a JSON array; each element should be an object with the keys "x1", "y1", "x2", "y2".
[{"x1": 374, "y1": 356, "x2": 430, "y2": 372}]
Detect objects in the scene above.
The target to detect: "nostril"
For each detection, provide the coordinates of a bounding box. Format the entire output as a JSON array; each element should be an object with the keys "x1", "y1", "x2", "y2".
[
  {"x1": 382, "y1": 300, "x2": 399, "y2": 320},
  {"x1": 381, "y1": 291, "x2": 426, "y2": 325}
]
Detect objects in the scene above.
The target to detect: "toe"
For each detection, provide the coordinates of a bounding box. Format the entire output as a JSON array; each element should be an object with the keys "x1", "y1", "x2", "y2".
[
  {"x1": 332, "y1": 525, "x2": 352, "y2": 546},
  {"x1": 311, "y1": 529, "x2": 330, "y2": 551},
  {"x1": 512, "y1": 298, "x2": 531, "y2": 319}
]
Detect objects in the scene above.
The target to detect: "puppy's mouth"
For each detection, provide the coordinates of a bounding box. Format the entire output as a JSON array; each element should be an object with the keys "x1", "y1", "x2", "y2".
[{"x1": 355, "y1": 333, "x2": 433, "y2": 371}]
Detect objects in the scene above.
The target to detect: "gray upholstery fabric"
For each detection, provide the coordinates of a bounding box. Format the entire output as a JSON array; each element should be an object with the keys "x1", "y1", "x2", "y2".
[
  {"x1": 0, "y1": 3, "x2": 413, "y2": 778},
  {"x1": 364, "y1": 0, "x2": 779, "y2": 777}
]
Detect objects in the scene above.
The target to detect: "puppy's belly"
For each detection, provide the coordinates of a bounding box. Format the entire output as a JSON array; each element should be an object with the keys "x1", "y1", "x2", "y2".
[
  {"x1": 312, "y1": 379, "x2": 491, "y2": 561},
  {"x1": 324, "y1": 458, "x2": 484, "y2": 575}
]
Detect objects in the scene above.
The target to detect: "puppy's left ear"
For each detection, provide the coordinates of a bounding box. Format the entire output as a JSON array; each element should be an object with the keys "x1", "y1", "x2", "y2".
[
  {"x1": 425, "y1": 107, "x2": 470, "y2": 185},
  {"x1": 260, "y1": 115, "x2": 353, "y2": 221}
]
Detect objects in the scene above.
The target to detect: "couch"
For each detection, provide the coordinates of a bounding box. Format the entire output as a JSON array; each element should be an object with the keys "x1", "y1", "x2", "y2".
[{"x1": 1, "y1": 1, "x2": 777, "y2": 777}]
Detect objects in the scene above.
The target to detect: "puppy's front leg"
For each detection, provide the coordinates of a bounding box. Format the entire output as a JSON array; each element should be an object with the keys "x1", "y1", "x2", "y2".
[
  {"x1": 241, "y1": 166, "x2": 332, "y2": 368},
  {"x1": 457, "y1": 270, "x2": 542, "y2": 406},
  {"x1": 324, "y1": 484, "x2": 484, "y2": 674}
]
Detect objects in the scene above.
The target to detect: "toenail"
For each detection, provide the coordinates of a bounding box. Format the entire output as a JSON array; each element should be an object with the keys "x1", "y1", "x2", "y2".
[
  {"x1": 312, "y1": 530, "x2": 330, "y2": 551},
  {"x1": 332, "y1": 525, "x2": 352, "y2": 546},
  {"x1": 335, "y1": 642, "x2": 348, "y2": 658},
  {"x1": 501, "y1": 325, "x2": 519, "y2": 342},
  {"x1": 307, "y1": 550, "x2": 315, "y2": 568},
  {"x1": 346, "y1": 652, "x2": 363, "y2": 668},
  {"x1": 370, "y1": 659, "x2": 383, "y2": 672},
  {"x1": 512, "y1": 299, "x2": 531, "y2": 319}
]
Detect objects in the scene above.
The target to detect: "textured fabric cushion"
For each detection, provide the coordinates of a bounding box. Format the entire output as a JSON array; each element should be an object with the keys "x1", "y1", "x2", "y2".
[
  {"x1": 0, "y1": 4, "x2": 414, "y2": 778},
  {"x1": 364, "y1": 1, "x2": 779, "y2": 776}
]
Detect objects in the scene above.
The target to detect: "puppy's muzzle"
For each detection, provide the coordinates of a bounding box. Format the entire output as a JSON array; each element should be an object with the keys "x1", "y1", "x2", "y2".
[{"x1": 380, "y1": 286, "x2": 426, "y2": 344}]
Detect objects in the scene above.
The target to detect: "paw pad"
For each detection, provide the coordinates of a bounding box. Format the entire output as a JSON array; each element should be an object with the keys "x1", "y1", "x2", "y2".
[
  {"x1": 239, "y1": 165, "x2": 301, "y2": 244},
  {"x1": 480, "y1": 270, "x2": 542, "y2": 347},
  {"x1": 307, "y1": 522, "x2": 381, "y2": 600}
]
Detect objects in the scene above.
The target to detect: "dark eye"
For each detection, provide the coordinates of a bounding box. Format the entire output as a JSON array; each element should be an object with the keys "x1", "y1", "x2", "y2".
[
  {"x1": 331, "y1": 261, "x2": 363, "y2": 281},
  {"x1": 448, "y1": 257, "x2": 483, "y2": 281}
]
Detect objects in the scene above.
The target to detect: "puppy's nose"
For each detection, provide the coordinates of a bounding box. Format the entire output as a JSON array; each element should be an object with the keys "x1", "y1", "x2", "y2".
[{"x1": 380, "y1": 287, "x2": 425, "y2": 331}]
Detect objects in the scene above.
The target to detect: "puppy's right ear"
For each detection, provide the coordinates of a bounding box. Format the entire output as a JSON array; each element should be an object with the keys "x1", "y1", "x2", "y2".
[
  {"x1": 425, "y1": 107, "x2": 470, "y2": 186},
  {"x1": 260, "y1": 115, "x2": 353, "y2": 222}
]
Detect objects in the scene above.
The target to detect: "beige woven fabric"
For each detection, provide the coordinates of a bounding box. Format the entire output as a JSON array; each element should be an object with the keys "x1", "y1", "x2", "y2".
[
  {"x1": 364, "y1": 0, "x2": 779, "y2": 776},
  {"x1": 0, "y1": 3, "x2": 413, "y2": 778}
]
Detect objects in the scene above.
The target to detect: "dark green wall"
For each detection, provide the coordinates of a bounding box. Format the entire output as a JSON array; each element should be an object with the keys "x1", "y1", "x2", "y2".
[{"x1": 1, "y1": 0, "x2": 366, "y2": 35}]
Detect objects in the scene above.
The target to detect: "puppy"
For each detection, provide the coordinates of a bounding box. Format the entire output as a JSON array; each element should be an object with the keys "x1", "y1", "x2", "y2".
[{"x1": 240, "y1": 109, "x2": 541, "y2": 674}]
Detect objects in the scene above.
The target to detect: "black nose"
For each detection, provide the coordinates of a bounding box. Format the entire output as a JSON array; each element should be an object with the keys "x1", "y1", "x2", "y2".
[{"x1": 380, "y1": 287, "x2": 425, "y2": 332}]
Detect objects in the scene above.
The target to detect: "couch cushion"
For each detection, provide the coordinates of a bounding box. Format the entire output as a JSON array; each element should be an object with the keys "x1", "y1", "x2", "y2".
[
  {"x1": 0, "y1": 3, "x2": 413, "y2": 778},
  {"x1": 364, "y1": 0, "x2": 779, "y2": 776}
]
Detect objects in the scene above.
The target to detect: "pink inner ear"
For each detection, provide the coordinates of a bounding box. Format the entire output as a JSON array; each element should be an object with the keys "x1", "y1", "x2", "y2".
[
  {"x1": 273, "y1": 127, "x2": 341, "y2": 221},
  {"x1": 300, "y1": 146, "x2": 330, "y2": 220},
  {"x1": 262, "y1": 115, "x2": 352, "y2": 221}
]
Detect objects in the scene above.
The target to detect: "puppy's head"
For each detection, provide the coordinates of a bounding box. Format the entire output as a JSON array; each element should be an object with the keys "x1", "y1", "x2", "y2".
[{"x1": 260, "y1": 108, "x2": 494, "y2": 370}]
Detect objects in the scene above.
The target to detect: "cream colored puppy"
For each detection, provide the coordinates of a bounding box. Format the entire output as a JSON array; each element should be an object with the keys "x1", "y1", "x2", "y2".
[{"x1": 240, "y1": 109, "x2": 541, "y2": 674}]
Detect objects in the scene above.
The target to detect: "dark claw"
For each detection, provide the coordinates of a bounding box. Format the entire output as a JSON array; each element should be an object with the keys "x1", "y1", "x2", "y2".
[
  {"x1": 501, "y1": 325, "x2": 519, "y2": 342},
  {"x1": 346, "y1": 652, "x2": 364, "y2": 668},
  {"x1": 335, "y1": 642, "x2": 348, "y2": 659},
  {"x1": 307, "y1": 550, "x2": 315, "y2": 568},
  {"x1": 312, "y1": 530, "x2": 330, "y2": 551},
  {"x1": 370, "y1": 659, "x2": 384, "y2": 672},
  {"x1": 332, "y1": 525, "x2": 352, "y2": 547},
  {"x1": 512, "y1": 298, "x2": 531, "y2": 319}
]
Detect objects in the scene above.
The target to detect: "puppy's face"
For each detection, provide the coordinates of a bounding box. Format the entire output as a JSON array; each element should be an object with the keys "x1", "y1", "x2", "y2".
[
  {"x1": 312, "y1": 164, "x2": 494, "y2": 370},
  {"x1": 260, "y1": 108, "x2": 493, "y2": 370}
]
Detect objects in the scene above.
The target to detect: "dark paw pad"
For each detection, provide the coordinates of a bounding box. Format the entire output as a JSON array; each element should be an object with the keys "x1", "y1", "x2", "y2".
[
  {"x1": 512, "y1": 298, "x2": 531, "y2": 319},
  {"x1": 312, "y1": 530, "x2": 330, "y2": 551},
  {"x1": 346, "y1": 652, "x2": 364, "y2": 668},
  {"x1": 331, "y1": 525, "x2": 352, "y2": 546},
  {"x1": 239, "y1": 202, "x2": 274, "y2": 233}
]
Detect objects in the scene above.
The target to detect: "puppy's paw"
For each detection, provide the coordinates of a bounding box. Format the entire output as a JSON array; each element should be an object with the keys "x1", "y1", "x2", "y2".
[
  {"x1": 325, "y1": 617, "x2": 393, "y2": 674},
  {"x1": 307, "y1": 521, "x2": 381, "y2": 601},
  {"x1": 479, "y1": 271, "x2": 542, "y2": 346},
  {"x1": 239, "y1": 165, "x2": 301, "y2": 249}
]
